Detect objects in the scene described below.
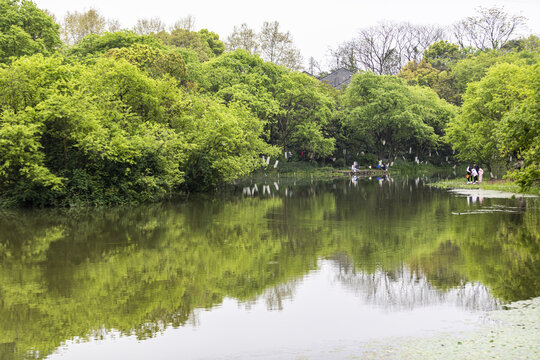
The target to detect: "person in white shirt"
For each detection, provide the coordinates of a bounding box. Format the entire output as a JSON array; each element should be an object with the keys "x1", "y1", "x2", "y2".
[{"x1": 471, "y1": 167, "x2": 478, "y2": 184}]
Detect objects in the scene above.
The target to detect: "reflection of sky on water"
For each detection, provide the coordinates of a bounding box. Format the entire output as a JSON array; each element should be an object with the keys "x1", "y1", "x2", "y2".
[{"x1": 47, "y1": 259, "x2": 488, "y2": 360}]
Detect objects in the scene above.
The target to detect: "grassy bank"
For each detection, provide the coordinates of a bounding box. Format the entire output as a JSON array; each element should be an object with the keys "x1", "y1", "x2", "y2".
[{"x1": 429, "y1": 178, "x2": 540, "y2": 196}]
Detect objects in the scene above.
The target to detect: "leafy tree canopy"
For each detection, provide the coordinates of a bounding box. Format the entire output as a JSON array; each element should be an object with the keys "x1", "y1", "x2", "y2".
[
  {"x1": 342, "y1": 72, "x2": 456, "y2": 160},
  {"x1": 446, "y1": 61, "x2": 539, "y2": 182},
  {"x1": 68, "y1": 30, "x2": 163, "y2": 58},
  {"x1": 0, "y1": 0, "x2": 61, "y2": 63},
  {"x1": 199, "y1": 50, "x2": 336, "y2": 158}
]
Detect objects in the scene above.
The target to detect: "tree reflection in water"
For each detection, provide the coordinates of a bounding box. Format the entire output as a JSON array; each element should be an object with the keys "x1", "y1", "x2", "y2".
[
  {"x1": 330, "y1": 254, "x2": 499, "y2": 312},
  {"x1": 0, "y1": 177, "x2": 538, "y2": 359}
]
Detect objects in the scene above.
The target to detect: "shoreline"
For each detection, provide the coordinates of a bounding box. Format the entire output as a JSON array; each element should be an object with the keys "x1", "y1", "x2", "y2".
[{"x1": 428, "y1": 179, "x2": 540, "y2": 197}]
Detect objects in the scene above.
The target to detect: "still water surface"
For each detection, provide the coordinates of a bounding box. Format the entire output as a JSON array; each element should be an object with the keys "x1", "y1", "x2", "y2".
[{"x1": 0, "y1": 177, "x2": 538, "y2": 359}]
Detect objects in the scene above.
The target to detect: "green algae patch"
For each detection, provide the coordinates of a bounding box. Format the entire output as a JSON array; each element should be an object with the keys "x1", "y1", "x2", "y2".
[{"x1": 360, "y1": 297, "x2": 540, "y2": 359}]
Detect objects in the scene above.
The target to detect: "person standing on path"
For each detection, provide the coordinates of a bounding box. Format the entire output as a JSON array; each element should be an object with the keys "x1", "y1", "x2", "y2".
[
  {"x1": 466, "y1": 165, "x2": 472, "y2": 183},
  {"x1": 471, "y1": 166, "x2": 478, "y2": 184}
]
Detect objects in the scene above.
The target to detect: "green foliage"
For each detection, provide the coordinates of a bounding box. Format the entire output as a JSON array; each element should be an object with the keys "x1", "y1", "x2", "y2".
[
  {"x1": 0, "y1": 0, "x2": 61, "y2": 63},
  {"x1": 0, "y1": 54, "x2": 70, "y2": 112},
  {"x1": 68, "y1": 30, "x2": 163, "y2": 58},
  {"x1": 154, "y1": 28, "x2": 215, "y2": 62},
  {"x1": 501, "y1": 35, "x2": 540, "y2": 52},
  {"x1": 0, "y1": 51, "x2": 280, "y2": 205},
  {"x1": 290, "y1": 122, "x2": 335, "y2": 159},
  {"x1": 198, "y1": 28, "x2": 225, "y2": 57},
  {"x1": 499, "y1": 64, "x2": 540, "y2": 189},
  {"x1": 342, "y1": 72, "x2": 456, "y2": 160},
  {"x1": 402, "y1": 46, "x2": 538, "y2": 106},
  {"x1": 199, "y1": 50, "x2": 336, "y2": 158},
  {"x1": 0, "y1": 109, "x2": 64, "y2": 205},
  {"x1": 105, "y1": 43, "x2": 188, "y2": 84},
  {"x1": 423, "y1": 40, "x2": 465, "y2": 71},
  {"x1": 450, "y1": 50, "x2": 538, "y2": 102},
  {"x1": 398, "y1": 59, "x2": 440, "y2": 87},
  {"x1": 446, "y1": 62, "x2": 538, "y2": 177},
  {"x1": 181, "y1": 95, "x2": 278, "y2": 189},
  {"x1": 272, "y1": 72, "x2": 335, "y2": 156}
]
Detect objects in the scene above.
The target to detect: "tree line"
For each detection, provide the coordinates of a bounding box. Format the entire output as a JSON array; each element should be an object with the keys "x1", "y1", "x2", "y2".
[
  {"x1": 327, "y1": 7, "x2": 528, "y2": 76},
  {"x1": 0, "y1": 0, "x2": 538, "y2": 206}
]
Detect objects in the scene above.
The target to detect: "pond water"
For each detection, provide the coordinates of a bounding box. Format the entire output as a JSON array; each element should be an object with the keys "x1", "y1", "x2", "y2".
[{"x1": 0, "y1": 176, "x2": 538, "y2": 359}]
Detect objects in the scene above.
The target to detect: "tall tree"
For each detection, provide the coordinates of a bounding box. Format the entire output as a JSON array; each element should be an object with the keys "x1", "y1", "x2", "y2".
[
  {"x1": 342, "y1": 72, "x2": 456, "y2": 160},
  {"x1": 329, "y1": 40, "x2": 359, "y2": 72},
  {"x1": 353, "y1": 22, "x2": 401, "y2": 75},
  {"x1": 226, "y1": 23, "x2": 259, "y2": 54},
  {"x1": 171, "y1": 15, "x2": 196, "y2": 31},
  {"x1": 0, "y1": 0, "x2": 61, "y2": 63},
  {"x1": 337, "y1": 22, "x2": 446, "y2": 75},
  {"x1": 307, "y1": 56, "x2": 321, "y2": 76},
  {"x1": 198, "y1": 29, "x2": 225, "y2": 57},
  {"x1": 445, "y1": 62, "x2": 537, "y2": 174},
  {"x1": 61, "y1": 8, "x2": 119, "y2": 45},
  {"x1": 258, "y1": 21, "x2": 303, "y2": 70},
  {"x1": 199, "y1": 50, "x2": 335, "y2": 157},
  {"x1": 133, "y1": 17, "x2": 166, "y2": 35},
  {"x1": 452, "y1": 6, "x2": 527, "y2": 50},
  {"x1": 396, "y1": 23, "x2": 446, "y2": 64},
  {"x1": 423, "y1": 40, "x2": 464, "y2": 71}
]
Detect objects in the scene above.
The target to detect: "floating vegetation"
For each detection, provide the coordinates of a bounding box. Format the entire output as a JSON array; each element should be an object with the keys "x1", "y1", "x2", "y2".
[{"x1": 357, "y1": 297, "x2": 540, "y2": 359}]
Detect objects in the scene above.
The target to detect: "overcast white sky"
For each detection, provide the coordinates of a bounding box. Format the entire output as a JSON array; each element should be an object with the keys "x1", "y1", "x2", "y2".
[{"x1": 35, "y1": 0, "x2": 539, "y2": 68}]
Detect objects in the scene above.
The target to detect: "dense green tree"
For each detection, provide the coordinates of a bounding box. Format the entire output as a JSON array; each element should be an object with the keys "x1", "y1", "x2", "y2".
[
  {"x1": 68, "y1": 30, "x2": 163, "y2": 58},
  {"x1": 0, "y1": 109, "x2": 64, "y2": 205},
  {"x1": 498, "y1": 67, "x2": 539, "y2": 189},
  {"x1": 0, "y1": 51, "x2": 277, "y2": 205},
  {"x1": 403, "y1": 48, "x2": 539, "y2": 106},
  {"x1": 181, "y1": 96, "x2": 278, "y2": 189},
  {"x1": 105, "y1": 43, "x2": 188, "y2": 84},
  {"x1": 423, "y1": 40, "x2": 465, "y2": 71},
  {"x1": 154, "y1": 28, "x2": 214, "y2": 62},
  {"x1": 199, "y1": 49, "x2": 284, "y2": 118},
  {"x1": 342, "y1": 72, "x2": 456, "y2": 160},
  {"x1": 199, "y1": 28, "x2": 225, "y2": 57},
  {"x1": 446, "y1": 62, "x2": 537, "y2": 175},
  {"x1": 271, "y1": 72, "x2": 335, "y2": 157},
  {"x1": 199, "y1": 50, "x2": 336, "y2": 158},
  {"x1": 0, "y1": 0, "x2": 61, "y2": 63},
  {"x1": 451, "y1": 50, "x2": 538, "y2": 98},
  {"x1": 398, "y1": 59, "x2": 440, "y2": 87},
  {"x1": 398, "y1": 59, "x2": 463, "y2": 106}
]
